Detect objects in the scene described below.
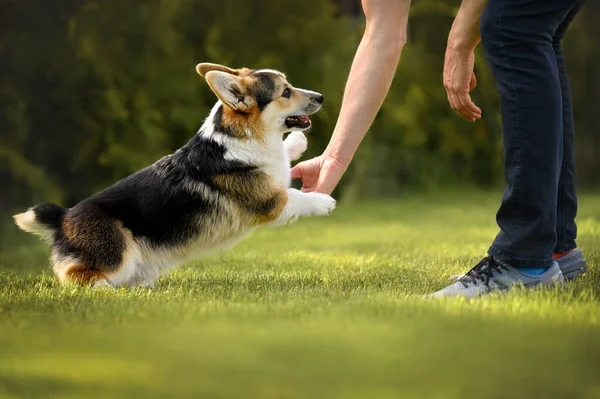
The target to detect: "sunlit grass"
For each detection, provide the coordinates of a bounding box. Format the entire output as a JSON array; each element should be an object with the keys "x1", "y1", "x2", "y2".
[{"x1": 1, "y1": 191, "x2": 600, "y2": 398}]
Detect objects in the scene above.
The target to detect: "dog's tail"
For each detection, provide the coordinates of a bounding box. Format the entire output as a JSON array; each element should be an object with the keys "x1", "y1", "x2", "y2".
[{"x1": 13, "y1": 203, "x2": 66, "y2": 241}]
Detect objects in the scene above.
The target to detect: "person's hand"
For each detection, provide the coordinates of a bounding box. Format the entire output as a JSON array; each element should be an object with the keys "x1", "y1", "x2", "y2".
[
  {"x1": 290, "y1": 154, "x2": 347, "y2": 195},
  {"x1": 443, "y1": 45, "x2": 482, "y2": 122}
]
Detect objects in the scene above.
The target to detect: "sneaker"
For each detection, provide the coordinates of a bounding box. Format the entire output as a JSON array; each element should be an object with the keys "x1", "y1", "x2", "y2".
[
  {"x1": 553, "y1": 249, "x2": 587, "y2": 280},
  {"x1": 428, "y1": 256, "x2": 564, "y2": 298},
  {"x1": 449, "y1": 249, "x2": 587, "y2": 281}
]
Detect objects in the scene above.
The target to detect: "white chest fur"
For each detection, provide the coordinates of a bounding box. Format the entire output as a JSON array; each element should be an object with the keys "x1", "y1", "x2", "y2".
[
  {"x1": 257, "y1": 135, "x2": 291, "y2": 188},
  {"x1": 217, "y1": 132, "x2": 290, "y2": 187},
  {"x1": 200, "y1": 104, "x2": 291, "y2": 189}
]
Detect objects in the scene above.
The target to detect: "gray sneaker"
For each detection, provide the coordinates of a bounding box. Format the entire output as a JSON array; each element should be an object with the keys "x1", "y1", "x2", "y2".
[
  {"x1": 428, "y1": 257, "x2": 564, "y2": 298},
  {"x1": 449, "y1": 249, "x2": 587, "y2": 281},
  {"x1": 554, "y1": 249, "x2": 587, "y2": 280}
]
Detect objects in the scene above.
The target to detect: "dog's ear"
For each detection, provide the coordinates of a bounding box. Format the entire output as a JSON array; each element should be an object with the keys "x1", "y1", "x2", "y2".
[
  {"x1": 196, "y1": 63, "x2": 239, "y2": 77},
  {"x1": 204, "y1": 71, "x2": 255, "y2": 112}
]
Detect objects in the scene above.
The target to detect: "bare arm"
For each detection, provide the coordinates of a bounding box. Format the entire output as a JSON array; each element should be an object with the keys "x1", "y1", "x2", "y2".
[
  {"x1": 291, "y1": 0, "x2": 411, "y2": 194},
  {"x1": 324, "y1": 0, "x2": 410, "y2": 166},
  {"x1": 448, "y1": 0, "x2": 488, "y2": 50},
  {"x1": 443, "y1": 0, "x2": 488, "y2": 121}
]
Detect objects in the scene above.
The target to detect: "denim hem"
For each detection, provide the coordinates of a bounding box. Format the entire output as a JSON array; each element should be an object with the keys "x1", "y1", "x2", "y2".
[
  {"x1": 488, "y1": 246, "x2": 554, "y2": 268},
  {"x1": 553, "y1": 241, "x2": 577, "y2": 254}
]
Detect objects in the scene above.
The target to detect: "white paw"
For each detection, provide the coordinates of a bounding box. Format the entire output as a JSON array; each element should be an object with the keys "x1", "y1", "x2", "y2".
[
  {"x1": 284, "y1": 131, "x2": 308, "y2": 161},
  {"x1": 141, "y1": 281, "x2": 155, "y2": 289},
  {"x1": 307, "y1": 193, "x2": 336, "y2": 217},
  {"x1": 91, "y1": 279, "x2": 114, "y2": 291}
]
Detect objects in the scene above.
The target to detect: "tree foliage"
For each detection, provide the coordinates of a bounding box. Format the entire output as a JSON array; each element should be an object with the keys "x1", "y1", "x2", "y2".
[{"x1": 1, "y1": 0, "x2": 598, "y2": 212}]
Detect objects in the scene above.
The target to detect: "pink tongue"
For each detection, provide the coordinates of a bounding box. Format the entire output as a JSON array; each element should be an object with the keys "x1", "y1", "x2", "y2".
[{"x1": 298, "y1": 115, "x2": 310, "y2": 124}]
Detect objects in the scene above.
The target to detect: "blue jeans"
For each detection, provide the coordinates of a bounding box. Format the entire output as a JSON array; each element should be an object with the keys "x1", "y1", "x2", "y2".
[{"x1": 480, "y1": 0, "x2": 585, "y2": 268}]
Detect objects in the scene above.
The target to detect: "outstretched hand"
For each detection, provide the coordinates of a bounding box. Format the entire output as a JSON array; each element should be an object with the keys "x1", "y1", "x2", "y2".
[{"x1": 290, "y1": 155, "x2": 347, "y2": 195}]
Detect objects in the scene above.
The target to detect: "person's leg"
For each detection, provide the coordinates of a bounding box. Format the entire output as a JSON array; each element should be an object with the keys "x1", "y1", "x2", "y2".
[
  {"x1": 429, "y1": 0, "x2": 583, "y2": 298},
  {"x1": 481, "y1": 0, "x2": 581, "y2": 270},
  {"x1": 553, "y1": 0, "x2": 585, "y2": 256},
  {"x1": 552, "y1": 0, "x2": 588, "y2": 279}
]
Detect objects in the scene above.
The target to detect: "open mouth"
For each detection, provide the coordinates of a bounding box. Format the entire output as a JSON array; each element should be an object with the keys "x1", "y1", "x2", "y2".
[{"x1": 285, "y1": 115, "x2": 311, "y2": 129}]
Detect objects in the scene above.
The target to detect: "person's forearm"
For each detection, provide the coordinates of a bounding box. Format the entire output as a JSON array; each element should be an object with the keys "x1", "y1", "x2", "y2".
[
  {"x1": 324, "y1": 0, "x2": 410, "y2": 167},
  {"x1": 447, "y1": 0, "x2": 489, "y2": 51}
]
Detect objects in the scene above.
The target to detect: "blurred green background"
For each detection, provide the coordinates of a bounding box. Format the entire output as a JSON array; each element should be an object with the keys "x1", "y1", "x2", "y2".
[{"x1": 1, "y1": 0, "x2": 598, "y2": 216}]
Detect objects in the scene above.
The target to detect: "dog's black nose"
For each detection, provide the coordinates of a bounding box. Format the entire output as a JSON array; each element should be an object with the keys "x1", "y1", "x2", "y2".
[{"x1": 313, "y1": 95, "x2": 324, "y2": 104}]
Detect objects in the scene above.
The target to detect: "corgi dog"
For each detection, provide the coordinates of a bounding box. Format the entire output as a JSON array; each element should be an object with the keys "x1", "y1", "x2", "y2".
[{"x1": 13, "y1": 63, "x2": 336, "y2": 288}]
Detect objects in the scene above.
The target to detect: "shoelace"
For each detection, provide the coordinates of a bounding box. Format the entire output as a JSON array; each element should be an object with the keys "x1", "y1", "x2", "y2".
[{"x1": 458, "y1": 256, "x2": 510, "y2": 288}]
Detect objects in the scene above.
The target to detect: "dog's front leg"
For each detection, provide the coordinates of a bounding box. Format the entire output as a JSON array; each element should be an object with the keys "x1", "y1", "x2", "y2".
[
  {"x1": 270, "y1": 188, "x2": 336, "y2": 226},
  {"x1": 283, "y1": 132, "x2": 308, "y2": 162}
]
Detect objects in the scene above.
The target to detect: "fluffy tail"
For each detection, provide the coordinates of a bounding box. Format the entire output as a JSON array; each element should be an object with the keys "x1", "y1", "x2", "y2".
[{"x1": 13, "y1": 203, "x2": 67, "y2": 241}]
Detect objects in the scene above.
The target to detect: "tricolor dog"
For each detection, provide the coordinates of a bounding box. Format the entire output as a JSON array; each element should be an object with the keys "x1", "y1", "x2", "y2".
[{"x1": 14, "y1": 63, "x2": 336, "y2": 288}]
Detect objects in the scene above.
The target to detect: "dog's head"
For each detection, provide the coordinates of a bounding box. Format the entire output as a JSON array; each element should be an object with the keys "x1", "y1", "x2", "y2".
[{"x1": 197, "y1": 63, "x2": 323, "y2": 135}]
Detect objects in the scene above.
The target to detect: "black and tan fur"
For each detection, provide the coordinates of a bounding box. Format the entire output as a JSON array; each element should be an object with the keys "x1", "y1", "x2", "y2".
[{"x1": 14, "y1": 63, "x2": 335, "y2": 288}]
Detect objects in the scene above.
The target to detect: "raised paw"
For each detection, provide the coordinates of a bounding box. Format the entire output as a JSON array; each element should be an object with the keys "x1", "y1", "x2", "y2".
[
  {"x1": 284, "y1": 131, "x2": 308, "y2": 161},
  {"x1": 308, "y1": 193, "x2": 336, "y2": 217}
]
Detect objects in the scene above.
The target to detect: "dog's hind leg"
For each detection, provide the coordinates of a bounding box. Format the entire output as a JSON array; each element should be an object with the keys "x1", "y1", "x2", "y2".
[
  {"x1": 63, "y1": 264, "x2": 110, "y2": 287},
  {"x1": 52, "y1": 203, "x2": 131, "y2": 287}
]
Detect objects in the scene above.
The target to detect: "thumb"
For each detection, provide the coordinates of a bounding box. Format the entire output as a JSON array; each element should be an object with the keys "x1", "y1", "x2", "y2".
[
  {"x1": 470, "y1": 72, "x2": 477, "y2": 89},
  {"x1": 290, "y1": 163, "x2": 303, "y2": 180}
]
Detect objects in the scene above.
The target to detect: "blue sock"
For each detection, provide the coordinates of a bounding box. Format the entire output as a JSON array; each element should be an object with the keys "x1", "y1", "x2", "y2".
[{"x1": 517, "y1": 267, "x2": 550, "y2": 277}]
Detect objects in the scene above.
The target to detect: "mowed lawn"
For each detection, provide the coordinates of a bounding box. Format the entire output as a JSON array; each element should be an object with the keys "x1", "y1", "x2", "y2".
[{"x1": 1, "y1": 191, "x2": 600, "y2": 399}]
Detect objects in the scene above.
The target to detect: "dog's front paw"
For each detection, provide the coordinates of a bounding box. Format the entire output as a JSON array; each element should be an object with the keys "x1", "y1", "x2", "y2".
[
  {"x1": 308, "y1": 193, "x2": 336, "y2": 216},
  {"x1": 284, "y1": 131, "x2": 308, "y2": 161}
]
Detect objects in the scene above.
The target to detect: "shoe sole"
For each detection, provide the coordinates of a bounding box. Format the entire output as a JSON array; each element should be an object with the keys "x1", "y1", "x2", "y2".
[
  {"x1": 429, "y1": 262, "x2": 565, "y2": 299},
  {"x1": 558, "y1": 251, "x2": 588, "y2": 280},
  {"x1": 449, "y1": 252, "x2": 588, "y2": 281}
]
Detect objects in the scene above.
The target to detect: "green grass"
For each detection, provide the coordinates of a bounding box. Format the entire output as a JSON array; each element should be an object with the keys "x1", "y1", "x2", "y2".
[{"x1": 1, "y1": 191, "x2": 600, "y2": 399}]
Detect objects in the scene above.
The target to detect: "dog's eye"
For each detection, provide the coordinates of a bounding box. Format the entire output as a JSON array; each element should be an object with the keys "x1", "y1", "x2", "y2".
[{"x1": 282, "y1": 88, "x2": 292, "y2": 99}]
